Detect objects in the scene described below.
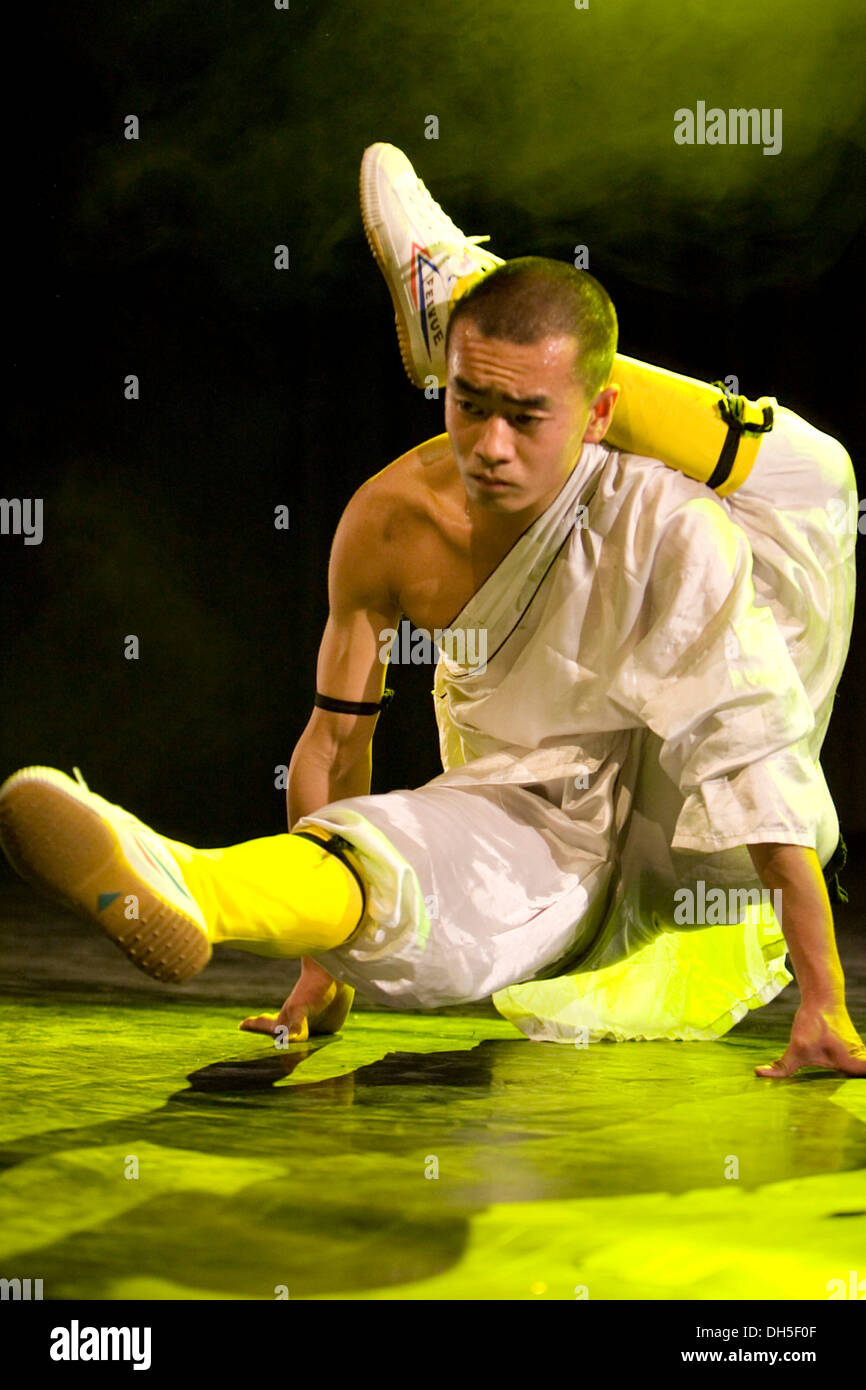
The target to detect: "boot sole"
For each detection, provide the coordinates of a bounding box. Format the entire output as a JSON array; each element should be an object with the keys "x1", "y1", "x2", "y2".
[
  {"x1": 0, "y1": 768, "x2": 211, "y2": 983},
  {"x1": 360, "y1": 148, "x2": 428, "y2": 389}
]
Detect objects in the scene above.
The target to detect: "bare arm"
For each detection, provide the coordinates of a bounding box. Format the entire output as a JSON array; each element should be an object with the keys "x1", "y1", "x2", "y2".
[
  {"x1": 286, "y1": 477, "x2": 402, "y2": 828},
  {"x1": 748, "y1": 843, "x2": 845, "y2": 1004},
  {"x1": 748, "y1": 842, "x2": 866, "y2": 1077},
  {"x1": 239, "y1": 480, "x2": 403, "y2": 1041}
]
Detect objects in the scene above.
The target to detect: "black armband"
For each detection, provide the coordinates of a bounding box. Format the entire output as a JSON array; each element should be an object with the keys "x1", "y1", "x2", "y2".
[{"x1": 314, "y1": 688, "x2": 395, "y2": 716}]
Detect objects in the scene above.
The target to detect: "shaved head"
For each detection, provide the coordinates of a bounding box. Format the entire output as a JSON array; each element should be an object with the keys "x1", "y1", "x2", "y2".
[{"x1": 445, "y1": 256, "x2": 618, "y2": 401}]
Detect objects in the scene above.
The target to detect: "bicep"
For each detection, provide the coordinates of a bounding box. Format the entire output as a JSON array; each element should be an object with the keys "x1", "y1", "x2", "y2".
[
  {"x1": 314, "y1": 607, "x2": 395, "y2": 706},
  {"x1": 305, "y1": 485, "x2": 402, "y2": 765}
]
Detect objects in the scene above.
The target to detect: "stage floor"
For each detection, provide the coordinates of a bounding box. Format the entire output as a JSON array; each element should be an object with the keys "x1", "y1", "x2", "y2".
[{"x1": 1, "y1": 859, "x2": 864, "y2": 1303}]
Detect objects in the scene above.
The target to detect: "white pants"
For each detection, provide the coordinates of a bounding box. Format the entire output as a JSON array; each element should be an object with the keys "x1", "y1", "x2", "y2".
[{"x1": 297, "y1": 405, "x2": 854, "y2": 1022}]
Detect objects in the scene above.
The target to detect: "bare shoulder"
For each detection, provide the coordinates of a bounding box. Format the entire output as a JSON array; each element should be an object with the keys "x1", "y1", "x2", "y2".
[
  {"x1": 330, "y1": 434, "x2": 456, "y2": 607},
  {"x1": 360, "y1": 432, "x2": 454, "y2": 508},
  {"x1": 339, "y1": 433, "x2": 456, "y2": 540}
]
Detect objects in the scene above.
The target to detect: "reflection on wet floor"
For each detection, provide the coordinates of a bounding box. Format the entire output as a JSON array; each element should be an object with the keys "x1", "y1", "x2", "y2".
[{"x1": 1, "y1": 882, "x2": 864, "y2": 1300}]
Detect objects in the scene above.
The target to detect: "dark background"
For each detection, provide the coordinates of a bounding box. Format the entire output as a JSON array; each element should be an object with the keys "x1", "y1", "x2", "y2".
[{"x1": 4, "y1": 0, "x2": 864, "y2": 854}]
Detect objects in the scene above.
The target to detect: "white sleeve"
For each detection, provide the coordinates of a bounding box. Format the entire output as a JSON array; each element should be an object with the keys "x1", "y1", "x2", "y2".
[{"x1": 610, "y1": 495, "x2": 833, "y2": 853}]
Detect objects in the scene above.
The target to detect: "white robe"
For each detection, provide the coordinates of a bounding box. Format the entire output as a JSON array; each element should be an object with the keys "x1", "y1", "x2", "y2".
[{"x1": 298, "y1": 402, "x2": 855, "y2": 1039}]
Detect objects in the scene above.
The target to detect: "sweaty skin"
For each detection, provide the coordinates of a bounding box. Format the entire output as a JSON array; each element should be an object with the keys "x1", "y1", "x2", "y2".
[{"x1": 240, "y1": 324, "x2": 866, "y2": 1078}]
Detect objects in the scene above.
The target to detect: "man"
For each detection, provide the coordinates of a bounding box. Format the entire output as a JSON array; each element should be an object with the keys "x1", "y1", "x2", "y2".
[{"x1": 1, "y1": 149, "x2": 863, "y2": 1079}]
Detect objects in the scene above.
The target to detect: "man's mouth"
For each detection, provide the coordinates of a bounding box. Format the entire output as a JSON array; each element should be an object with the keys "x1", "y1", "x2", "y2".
[{"x1": 472, "y1": 474, "x2": 513, "y2": 491}]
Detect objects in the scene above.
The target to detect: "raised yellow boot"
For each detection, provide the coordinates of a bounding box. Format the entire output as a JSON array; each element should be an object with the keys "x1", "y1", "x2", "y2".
[
  {"x1": 605, "y1": 354, "x2": 775, "y2": 496},
  {"x1": 358, "y1": 141, "x2": 776, "y2": 492},
  {"x1": 0, "y1": 767, "x2": 365, "y2": 983}
]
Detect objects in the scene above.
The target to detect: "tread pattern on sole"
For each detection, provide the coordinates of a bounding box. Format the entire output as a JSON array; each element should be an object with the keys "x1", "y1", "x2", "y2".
[{"x1": 0, "y1": 768, "x2": 211, "y2": 984}]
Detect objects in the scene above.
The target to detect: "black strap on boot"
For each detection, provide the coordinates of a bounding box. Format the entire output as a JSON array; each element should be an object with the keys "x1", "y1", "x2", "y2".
[
  {"x1": 292, "y1": 830, "x2": 368, "y2": 919},
  {"x1": 706, "y1": 387, "x2": 774, "y2": 491}
]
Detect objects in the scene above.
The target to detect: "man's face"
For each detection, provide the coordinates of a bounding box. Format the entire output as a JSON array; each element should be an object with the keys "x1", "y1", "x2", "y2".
[{"x1": 445, "y1": 320, "x2": 614, "y2": 518}]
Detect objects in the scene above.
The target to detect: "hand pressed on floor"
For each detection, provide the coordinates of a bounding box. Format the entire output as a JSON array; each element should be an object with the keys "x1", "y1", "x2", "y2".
[
  {"x1": 239, "y1": 957, "x2": 355, "y2": 1042},
  {"x1": 755, "y1": 1001, "x2": 866, "y2": 1078}
]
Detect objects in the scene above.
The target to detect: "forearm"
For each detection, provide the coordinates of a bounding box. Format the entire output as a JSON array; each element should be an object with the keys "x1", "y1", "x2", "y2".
[
  {"x1": 285, "y1": 736, "x2": 372, "y2": 984},
  {"x1": 748, "y1": 842, "x2": 846, "y2": 1006},
  {"x1": 286, "y1": 735, "x2": 372, "y2": 830}
]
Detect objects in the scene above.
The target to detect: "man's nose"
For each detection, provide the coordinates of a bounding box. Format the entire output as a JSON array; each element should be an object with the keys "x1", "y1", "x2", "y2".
[{"x1": 475, "y1": 414, "x2": 514, "y2": 463}]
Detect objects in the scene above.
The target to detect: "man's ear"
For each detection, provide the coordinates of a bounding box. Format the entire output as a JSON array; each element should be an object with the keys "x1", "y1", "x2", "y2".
[{"x1": 583, "y1": 384, "x2": 619, "y2": 443}]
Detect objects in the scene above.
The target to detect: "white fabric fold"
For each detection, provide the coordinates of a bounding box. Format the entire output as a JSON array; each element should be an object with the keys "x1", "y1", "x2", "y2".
[{"x1": 300, "y1": 403, "x2": 855, "y2": 1039}]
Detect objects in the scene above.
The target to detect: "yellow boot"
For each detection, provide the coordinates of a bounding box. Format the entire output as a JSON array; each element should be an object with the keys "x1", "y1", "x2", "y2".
[
  {"x1": 0, "y1": 767, "x2": 365, "y2": 983},
  {"x1": 605, "y1": 354, "x2": 775, "y2": 496},
  {"x1": 169, "y1": 828, "x2": 365, "y2": 960}
]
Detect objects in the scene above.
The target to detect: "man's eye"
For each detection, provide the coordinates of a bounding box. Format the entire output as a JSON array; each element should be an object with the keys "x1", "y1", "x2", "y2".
[
  {"x1": 457, "y1": 399, "x2": 482, "y2": 415},
  {"x1": 514, "y1": 414, "x2": 541, "y2": 427}
]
